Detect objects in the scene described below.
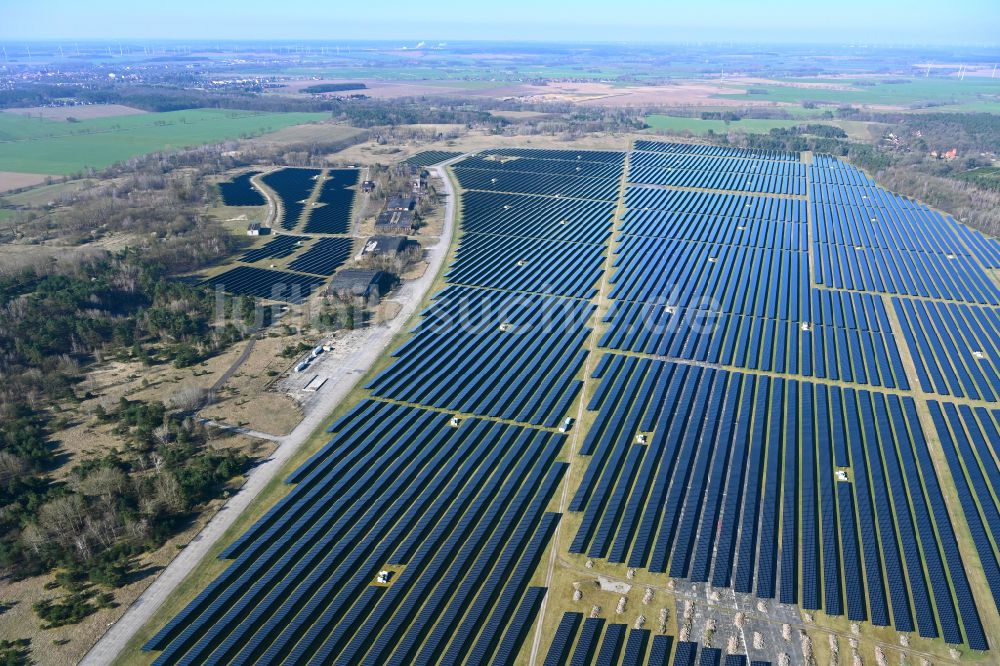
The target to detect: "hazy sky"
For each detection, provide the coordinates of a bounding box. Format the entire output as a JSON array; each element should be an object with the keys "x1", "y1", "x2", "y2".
[{"x1": 3, "y1": 0, "x2": 998, "y2": 44}]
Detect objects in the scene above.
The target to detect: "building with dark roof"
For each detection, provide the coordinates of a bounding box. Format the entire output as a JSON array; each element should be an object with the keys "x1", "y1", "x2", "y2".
[
  {"x1": 361, "y1": 236, "x2": 412, "y2": 256},
  {"x1": 386, "y1": 195, "x2": 415, "y2": 212},
  {"x1": 328, "y1": 269, "x2": 397, "y2": 300},
  {"x1": 375, "y1": 210, "x2": 415, "y2": 234}
]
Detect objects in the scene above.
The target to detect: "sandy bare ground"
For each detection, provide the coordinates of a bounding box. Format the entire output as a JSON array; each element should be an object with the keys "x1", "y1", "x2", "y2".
[
  {"x1": 78, "y1": 155, "x2": 463, "y2": 666},
  {"x1": 0, "y1": 171, "x2": 48, "y2": 192},
  {"x1": 2, "y1": 104, "x2": 147, "y2": 121},
  {"x1": 508, "y1": 80, "x2": 787, "y2": 108},
  {"x1": 330, "y1": 126, "x2": 633, "y2": 170}
]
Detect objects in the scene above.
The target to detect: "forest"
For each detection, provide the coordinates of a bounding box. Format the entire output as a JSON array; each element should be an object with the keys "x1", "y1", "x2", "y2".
[{"x1": 0, "y1": 139, "x2": 298, "y2": 633}]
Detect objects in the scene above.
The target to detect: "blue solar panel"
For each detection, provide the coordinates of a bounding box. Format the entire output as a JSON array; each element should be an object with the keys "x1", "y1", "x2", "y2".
[{"x1": 545, "y1": 613, "x2": 584, "y2": 666}]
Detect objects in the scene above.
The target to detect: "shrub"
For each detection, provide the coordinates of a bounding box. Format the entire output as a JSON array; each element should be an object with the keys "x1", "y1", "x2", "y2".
[{"x1": 33, "y1": 591, "x2": 99, "y2": 629}]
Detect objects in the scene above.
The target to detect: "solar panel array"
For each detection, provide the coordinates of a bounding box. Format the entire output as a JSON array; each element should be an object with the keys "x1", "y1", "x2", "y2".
[
  {"x1": 366, "y1": 287, "x2": 594, "y2": 427},
  {"x1": 568, "y1": 355, "x2": 986, "y2": 643},
  {"x1": 145, "y1": 401, "x2": 566, "y2": 664},
  {"x1": 405, "y1": 150, "x2": 463, "y2": 167},
  {"x1": 201, "y1": 266, "x2": 325, "y2": 304},
  {"x1": 931, "y1": 402, "x2": 1000, "y2": 635},
  {"x1": 153, "y1": 141, "x2": 1000, "y2": 663},
  {"x1": 218, "y1": 171, "x2": 265, "y2": 206},
  {"x1": 238, "y1": 234, "x2": 308, "y2": 263},
  {"x1": 366, "y1": 151, "x2": 624, "y2": 429},
  {"x1": 260, "y1": 167, "x2": 321, "y2": 230},
  {"x1": 286, "y1": 237, "x2": 354, "y2": 276},
  {"x1": 453, "y1": 151, "x2": 623, "y2": 201},
  {"x1": 302, "y1": 169, "x2": 359, "y2": 234},
  {"x1": 209, "y1": 167, "x2": 361, "y2": 301},
  {"x1": 577, "y1": 140, "x2": 998, "y2": 653},
  {"x1": 153, "y1": 149, "x2": 629, "y2": 664}
]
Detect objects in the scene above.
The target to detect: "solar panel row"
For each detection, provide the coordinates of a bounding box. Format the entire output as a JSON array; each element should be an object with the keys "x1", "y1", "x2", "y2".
[
  {"x1": 624, "y1": 187, "x2": 806, "y2": 222},
  {"x1": 629, "y1": 164, "x2": 806, "y2": 196},
  {"x1": 598, "y1": 302, "x2": 908, "y2": 389},
  {"x1": 238, "y1": 234, "x2": 309, "y2": 263},
  {"x1": 633, "y1": 140, "x2": 801, "y2": 162},
  {"x1": 366, "y1": 288, "x2": 593, "y2": 427},
  {"x1": 454, "y1": 155, "x2": 624, "y2": 179},
  {"x1": 894, "y1": 298, "x2": 1000, "y2": 401}
]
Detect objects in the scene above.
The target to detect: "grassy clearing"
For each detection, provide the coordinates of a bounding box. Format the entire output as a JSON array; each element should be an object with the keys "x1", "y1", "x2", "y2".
[
  {"x1": 2, "y1": 178, "x2": 97, "y2": 207},
  {"x1": 0, "y1": 109, "x2": 329, "y2": 175}
]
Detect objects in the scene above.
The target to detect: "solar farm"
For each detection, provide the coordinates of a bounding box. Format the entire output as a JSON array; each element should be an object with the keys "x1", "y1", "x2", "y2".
[
  {"x1": 204, "y1": 167, "x2": 359, "y2": 302},
  {"x1": 144, "y1": 141, "x2": 1000, "y2": 665}
]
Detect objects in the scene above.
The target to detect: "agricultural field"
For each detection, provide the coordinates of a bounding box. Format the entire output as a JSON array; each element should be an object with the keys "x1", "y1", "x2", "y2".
[
  {"x1": 0, "y1": 109, "x2": 328, "y2": 175},
  {"x1": 2, "y1": 103, "x2": 147, "y2": 121},
  {"x1": 139, "y1": 141, "x2": 1000, "y2": 666},
  {"x1": 714, "y1": 77, "x2": 1000, "y2": 110}
]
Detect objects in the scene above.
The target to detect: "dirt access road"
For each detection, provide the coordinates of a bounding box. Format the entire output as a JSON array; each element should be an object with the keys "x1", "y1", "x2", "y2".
[{"x1": 79, "y1": 157, "x2": 463, "y2": 665}]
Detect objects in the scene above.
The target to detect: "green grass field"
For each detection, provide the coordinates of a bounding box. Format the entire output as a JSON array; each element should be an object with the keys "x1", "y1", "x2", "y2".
[
  {"x1": 716, "y1": 77, "x2": 1000, "y2": 110},
  {"x1": 0, "y1": 109, "x2": 329, "y2": 175}
]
